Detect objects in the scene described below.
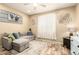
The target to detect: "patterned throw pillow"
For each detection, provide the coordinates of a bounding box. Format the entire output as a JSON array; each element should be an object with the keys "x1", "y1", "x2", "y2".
[
  {"x1": 8, "y1": 33, "x2": 15, "y2": 41},
  {"x1": 8, "y1": 37, "x2": 13, "y2": 44}
]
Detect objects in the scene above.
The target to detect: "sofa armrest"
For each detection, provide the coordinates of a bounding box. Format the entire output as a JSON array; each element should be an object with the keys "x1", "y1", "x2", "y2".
[
  {"x1": 2, "y1": 37, "x2": 12, "y2": 50},
  {"x1": 2, "y1": 37, "x2": 13, "y2": 44},
  {"x1": 2, "y1": 37, "x2": 9, "y2": 41}
]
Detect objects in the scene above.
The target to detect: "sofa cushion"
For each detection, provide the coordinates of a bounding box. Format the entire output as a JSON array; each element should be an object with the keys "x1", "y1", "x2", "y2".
[
  {"x1": 13, "y1": 39, "x2": 29, "y2": 46},
  {"x1": 12, "y1": 33, "x2": 20, "y2": 39},
  {"x1": 12, "y1": 39, "x2": 29, "y2": 52},
  {"x1": 20, "y1": 36, "x2": 34, "y2": 41}
]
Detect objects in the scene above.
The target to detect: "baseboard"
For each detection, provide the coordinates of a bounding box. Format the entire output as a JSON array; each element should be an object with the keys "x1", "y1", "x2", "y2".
[
  {"x1": 35, "y1": 37, "x2": 63, "y2": 45},
  {"x1": 37, "y1": 37, "x2": 56, "y2": 40}
]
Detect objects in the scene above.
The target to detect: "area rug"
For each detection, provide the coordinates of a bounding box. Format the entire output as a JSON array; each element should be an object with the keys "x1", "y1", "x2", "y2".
[
  {"x1": 0, "y1": 48, "x2": 12, "y2": 55},
  {"x1": 0, "y1": 39, "x2": 69, "y2": 55},
  {"x1": 17, "y1": 40, "x2": 69, "y2": 55}
]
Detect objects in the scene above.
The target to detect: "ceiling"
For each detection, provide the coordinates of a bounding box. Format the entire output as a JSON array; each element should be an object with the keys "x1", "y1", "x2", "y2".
[{"x1": 4, "y1": 3, "x2": 76, "y2": 15}]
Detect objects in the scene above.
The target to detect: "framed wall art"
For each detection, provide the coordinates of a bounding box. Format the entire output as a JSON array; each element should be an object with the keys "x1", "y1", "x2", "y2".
[{"x1": 0, "y1": 9, "x2": 22, "y2": 24}]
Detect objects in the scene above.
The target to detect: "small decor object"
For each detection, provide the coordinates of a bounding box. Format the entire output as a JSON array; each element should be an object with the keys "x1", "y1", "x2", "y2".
[{"x1": 0, "y1": 9, "x2": 22, "y2": 24}]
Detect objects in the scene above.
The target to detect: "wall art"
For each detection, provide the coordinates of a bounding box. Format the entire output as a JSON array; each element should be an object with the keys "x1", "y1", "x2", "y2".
[
  {"x1": 58, "y1": 13, "x2": 72, "y2": 24},
  {"x1": 0, "y1": 9, "x2": 22, "y2": 24}
]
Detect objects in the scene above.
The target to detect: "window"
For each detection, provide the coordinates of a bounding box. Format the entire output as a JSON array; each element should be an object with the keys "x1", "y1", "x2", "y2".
[{"x1": 37, "y1": 13, "x2": 56, "y2": 39}]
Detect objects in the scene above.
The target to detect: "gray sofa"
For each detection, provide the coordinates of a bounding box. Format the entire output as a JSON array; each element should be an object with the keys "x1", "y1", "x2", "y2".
[{"x1": 1, "y1": 33, "x2": 34, "y2": 51}]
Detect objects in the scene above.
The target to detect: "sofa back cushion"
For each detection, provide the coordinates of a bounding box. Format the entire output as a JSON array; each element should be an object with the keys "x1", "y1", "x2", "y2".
[
  {"x1": 18, "y1": 32, "x2": 22, "y2": 37},
  {"x1": 12, "y1": 33, "x2": 20, "y2": 39}
]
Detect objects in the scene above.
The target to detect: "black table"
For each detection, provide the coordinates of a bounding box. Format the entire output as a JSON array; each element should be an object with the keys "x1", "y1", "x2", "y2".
[{"x1": 63, "y1": 37, "x2": 70, "y2": 50}]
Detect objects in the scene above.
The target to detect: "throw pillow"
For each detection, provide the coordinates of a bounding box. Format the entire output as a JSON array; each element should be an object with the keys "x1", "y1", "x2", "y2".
[
  {"x1": 12, "y1": 33, "x2": 20, "y2": 39},
  {"x1": 27, "y1": 32, "x2": 33, "y2": 36},
  {"x1": 8, "y1": 37, "x2": 13, "y2": 44},
  {"x1": 8, "y1": 33, "x2": 15, "y2": 41},
  {"x1": 18, "y1": 32, "x2": 21, "y2": 37}
]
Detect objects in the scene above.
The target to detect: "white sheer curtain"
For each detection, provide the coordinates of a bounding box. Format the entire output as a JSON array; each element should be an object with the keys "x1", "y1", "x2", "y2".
[{"x1": 37, "y1": 13, "x2": 56, "y2": 39}]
